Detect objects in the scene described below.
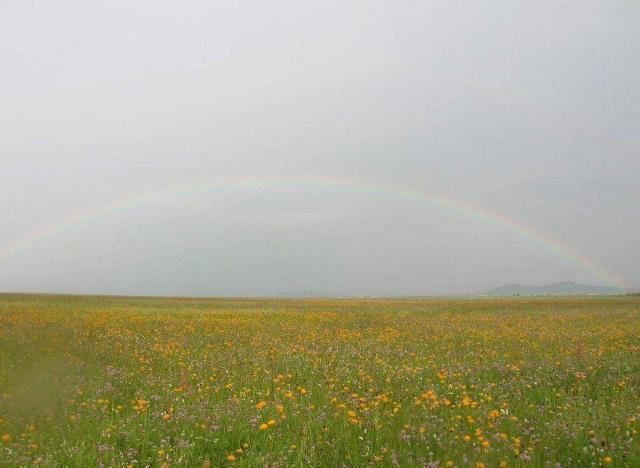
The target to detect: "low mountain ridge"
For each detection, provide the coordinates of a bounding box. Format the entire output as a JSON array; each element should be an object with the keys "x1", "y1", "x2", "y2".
[{"x1": 482, "y1": 281, "x2": 627, "y2": 296}]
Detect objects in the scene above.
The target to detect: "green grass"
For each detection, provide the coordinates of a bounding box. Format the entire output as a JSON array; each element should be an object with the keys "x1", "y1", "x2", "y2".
[{"x1": 0, "y1": 294, "x2": 639, "y2": 467}]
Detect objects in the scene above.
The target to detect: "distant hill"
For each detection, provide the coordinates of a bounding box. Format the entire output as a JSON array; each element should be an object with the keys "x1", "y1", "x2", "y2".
[
  {"x1": 481, "y1": 281, "x2": 627, "y2": 296},
  {"x1": 273, "y1": 290, "x2": 328, "y2": 298}
]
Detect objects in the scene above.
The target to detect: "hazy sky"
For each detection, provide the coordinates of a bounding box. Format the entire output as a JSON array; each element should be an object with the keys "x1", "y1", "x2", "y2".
[{"x1": 1, "y1": 1, "x2": 639, "y2": 296}]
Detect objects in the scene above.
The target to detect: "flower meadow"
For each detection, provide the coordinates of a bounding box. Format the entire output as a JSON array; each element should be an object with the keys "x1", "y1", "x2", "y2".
[{"x1": 1, "y1": 294, "x2": 639, "y2": 467}]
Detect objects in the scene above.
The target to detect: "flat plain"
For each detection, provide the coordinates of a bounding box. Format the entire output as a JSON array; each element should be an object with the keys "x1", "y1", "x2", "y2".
[{"x1": 1, "y1": 294, "x2": 639, "y2": 467}]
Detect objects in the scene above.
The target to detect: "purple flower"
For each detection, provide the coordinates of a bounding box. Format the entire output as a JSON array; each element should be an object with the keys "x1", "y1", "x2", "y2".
[{"x1": 520, "y1": 452, "x2": 532, "y2": 462}]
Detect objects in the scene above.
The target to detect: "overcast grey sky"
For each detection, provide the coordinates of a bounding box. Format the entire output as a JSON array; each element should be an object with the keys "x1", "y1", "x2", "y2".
[{"x1": 1, "y1": 1, "x2": 639, "y2": 296}]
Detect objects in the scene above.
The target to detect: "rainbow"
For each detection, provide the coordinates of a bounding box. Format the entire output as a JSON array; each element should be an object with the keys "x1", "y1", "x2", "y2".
[{"x1": 0, "y1": 175, "x2": 629, "y2": 289}]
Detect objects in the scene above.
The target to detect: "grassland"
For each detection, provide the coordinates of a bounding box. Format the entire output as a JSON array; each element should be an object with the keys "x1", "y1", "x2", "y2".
[{"x1": 0, "y1": 294, "x2": 639, "y2": 467}]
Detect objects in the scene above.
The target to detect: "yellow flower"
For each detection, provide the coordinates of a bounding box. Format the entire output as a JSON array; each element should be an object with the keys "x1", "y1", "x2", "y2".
[
  {"x1": 1, "y1": 434, "x2": 11, "y2": 443},
  {"x1": 255, "y1": 401, "x2": 267, "y2": 410},
  {"x1": 259, "y1": 423, "x2": 269, "y2": 430},
  {"x1": 227, "y1": 454, "x2": 236, "y2": 462},
  {"x1": 603, "y1": 456, "x2": 613, "y2": 465}
]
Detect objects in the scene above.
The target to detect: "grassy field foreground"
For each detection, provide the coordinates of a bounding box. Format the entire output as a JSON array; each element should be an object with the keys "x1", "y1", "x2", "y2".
[{"x1": 0, "y1": 294, "x2": 639, "y2": 467}]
